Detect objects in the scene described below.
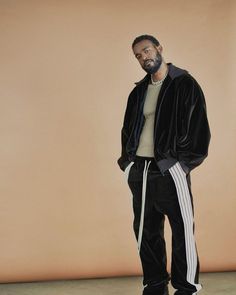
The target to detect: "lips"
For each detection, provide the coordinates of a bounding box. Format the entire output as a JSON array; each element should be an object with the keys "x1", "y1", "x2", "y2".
[{"x1": 144, "y1": 60, "x2": 153, "y2": 66}]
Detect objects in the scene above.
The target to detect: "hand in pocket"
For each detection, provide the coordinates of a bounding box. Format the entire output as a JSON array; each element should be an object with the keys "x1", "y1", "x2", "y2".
[{"x1": 124, "y1": 161, "x2": 134, "y2": 181}]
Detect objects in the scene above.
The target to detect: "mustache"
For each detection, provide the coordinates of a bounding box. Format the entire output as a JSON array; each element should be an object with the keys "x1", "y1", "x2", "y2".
[{"x1": 144, "y1": 59, "x2": 153, "y2": 65}]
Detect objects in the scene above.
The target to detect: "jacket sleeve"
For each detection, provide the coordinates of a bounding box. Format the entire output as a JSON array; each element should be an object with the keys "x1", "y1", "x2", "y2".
[
  {"x1": 176, "y1": 76, "x2": 211, "y2": 174},
  {"x1": 117, "y1": 90, "x2": 135, "y2": 171}
]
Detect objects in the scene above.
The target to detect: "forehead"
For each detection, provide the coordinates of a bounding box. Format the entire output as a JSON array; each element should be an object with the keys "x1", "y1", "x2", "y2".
[{"x1": 133, "y1": 40, "x2": 155, "y2": 54}]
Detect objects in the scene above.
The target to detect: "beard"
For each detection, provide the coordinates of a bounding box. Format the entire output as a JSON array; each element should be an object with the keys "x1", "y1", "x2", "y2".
[{"x1": 142, "y1": 52, "x2": 162, "y2": 74}]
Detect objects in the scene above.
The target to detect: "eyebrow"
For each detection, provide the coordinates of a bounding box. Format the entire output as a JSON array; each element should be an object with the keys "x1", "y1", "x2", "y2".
[
  {"x1": 135, "y1": 46, "x2": 151, "y2": 57},
  {"x1": 142, "y1": 46, "x2": 150, "y2": 51}
]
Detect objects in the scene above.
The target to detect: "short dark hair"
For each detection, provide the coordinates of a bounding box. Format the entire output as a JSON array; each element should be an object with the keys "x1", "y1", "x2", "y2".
[{"x1": 132, "y1": 35, "x2": 160, "y2": 48}]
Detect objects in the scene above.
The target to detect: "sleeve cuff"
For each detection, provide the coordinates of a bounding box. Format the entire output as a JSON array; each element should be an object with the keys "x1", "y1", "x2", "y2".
[{"x1": 117, "y1": 159, "x2": 131, "y2": 172}]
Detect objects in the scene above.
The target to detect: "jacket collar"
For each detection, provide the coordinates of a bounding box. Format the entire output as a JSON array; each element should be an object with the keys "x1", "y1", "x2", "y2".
[{"x1": 134, "y1": 63, "x2": 188, "y2": 86}]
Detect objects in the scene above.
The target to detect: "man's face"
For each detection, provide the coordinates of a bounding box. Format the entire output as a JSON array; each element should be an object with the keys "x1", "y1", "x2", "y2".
[{"x1": 133, "y1": 40, "x2": 162, "y2": 74}]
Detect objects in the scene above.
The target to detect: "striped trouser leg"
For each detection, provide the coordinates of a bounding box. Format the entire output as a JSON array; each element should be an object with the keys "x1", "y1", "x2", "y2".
[
  {"x1": 127, "y1": 157, "x2": 170, "y2": 292},
  {"x1": 168, "y1": 162, "x2": 202, "y2": 295}
]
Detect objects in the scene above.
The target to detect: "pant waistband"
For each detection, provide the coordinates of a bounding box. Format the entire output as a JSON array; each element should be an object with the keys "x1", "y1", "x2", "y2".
[
  {"x1": 134, "y1": 155, "x2": 155, "y2": 162},
  {"x1": 133, "y1": 155, "x2": 161, "y2": 172}
]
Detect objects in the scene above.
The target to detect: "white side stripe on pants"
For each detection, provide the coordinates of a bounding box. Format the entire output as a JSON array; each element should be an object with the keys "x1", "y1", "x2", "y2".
[
  {"x1": 169, "y1": 162, "x2": 202, "y2": 294},
  {"x1": 138, "y1": 160, "x2": 152, "y2": 252}
]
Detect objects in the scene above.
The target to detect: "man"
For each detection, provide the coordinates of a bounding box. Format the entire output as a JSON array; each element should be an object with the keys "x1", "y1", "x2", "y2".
[{"x1": 117, "y1": 35, "x2": 211, "y2": 295}]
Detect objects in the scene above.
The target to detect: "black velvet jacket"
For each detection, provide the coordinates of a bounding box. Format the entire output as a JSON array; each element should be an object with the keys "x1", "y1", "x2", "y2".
[{"x1": 117, "y1": 63, "x2": 211, "y2": 175}]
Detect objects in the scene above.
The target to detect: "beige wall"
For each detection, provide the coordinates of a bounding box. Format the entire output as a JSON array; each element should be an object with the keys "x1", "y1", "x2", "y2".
[{"x1": 0, "y1": 0, "x2": 235, "y2": 283}]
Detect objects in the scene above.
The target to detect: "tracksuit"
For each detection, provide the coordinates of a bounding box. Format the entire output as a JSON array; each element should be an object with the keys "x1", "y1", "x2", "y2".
[{"x1": 117, "y1": 63, "x2": 211, "y2": 295}]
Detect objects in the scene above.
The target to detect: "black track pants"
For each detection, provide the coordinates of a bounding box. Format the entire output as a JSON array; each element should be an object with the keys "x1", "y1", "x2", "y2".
[{"x1": 125, "y1": 156, "x2": 202, "y2": 295}]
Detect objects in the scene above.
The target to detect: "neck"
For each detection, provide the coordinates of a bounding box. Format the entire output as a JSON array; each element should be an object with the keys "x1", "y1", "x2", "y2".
[{"x1": 151, "y1": 62, "x2": 168, "y2": 82}]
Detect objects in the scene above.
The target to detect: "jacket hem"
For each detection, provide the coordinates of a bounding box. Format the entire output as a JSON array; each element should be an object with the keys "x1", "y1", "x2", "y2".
[
  {"x1": 179, "y1": 161, "x2": 190, "y2": 174},
  {"x1": 157, "y1": 158, "x2": 191, "y2": 175},
  {"x1": 157, "y1": 158, "x2": 178, "y2": 175}
]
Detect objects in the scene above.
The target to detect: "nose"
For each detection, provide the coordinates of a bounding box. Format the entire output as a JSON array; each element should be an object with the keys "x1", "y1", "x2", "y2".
[
  {"x1": 140, "y1": 54, "x2": 148, "y2": 65},
  {"x1": 142, "y1": 53, "x2": 148, "y2": 60}
]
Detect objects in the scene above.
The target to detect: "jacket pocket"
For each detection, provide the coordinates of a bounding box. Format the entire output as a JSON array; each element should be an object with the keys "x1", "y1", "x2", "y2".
[{"x1": 124, "y1": 161, "x2": 134, "y2": 181}]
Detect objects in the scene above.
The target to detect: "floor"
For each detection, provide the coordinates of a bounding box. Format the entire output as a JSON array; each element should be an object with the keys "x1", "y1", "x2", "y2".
[{"x1": 0, "y1": 272, "x2": 235, "y2": 295}]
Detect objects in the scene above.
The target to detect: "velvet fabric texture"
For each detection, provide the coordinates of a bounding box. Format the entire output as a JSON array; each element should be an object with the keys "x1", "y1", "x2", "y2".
[
  {"x1": 127, "y1": 157, "x2": 201, "y2": 294},
  {"x1": 117, "y1": 63, "x2": 211, "y2": 175}
]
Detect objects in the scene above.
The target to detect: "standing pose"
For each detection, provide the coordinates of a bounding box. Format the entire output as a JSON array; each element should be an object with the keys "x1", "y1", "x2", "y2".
[{"x1": 117, "y1": 35, "x2": 211, "y2": 295}]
